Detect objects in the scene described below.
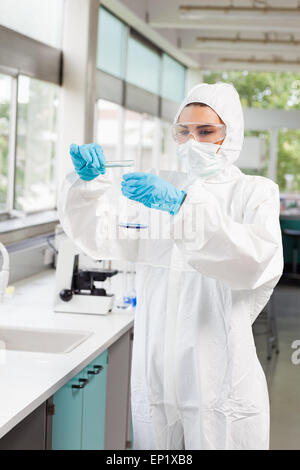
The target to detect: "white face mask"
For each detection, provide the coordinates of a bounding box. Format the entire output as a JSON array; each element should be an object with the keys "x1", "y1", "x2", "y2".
[{"x1": 176, "y1": 139, "x2": 225, "y2": 178}]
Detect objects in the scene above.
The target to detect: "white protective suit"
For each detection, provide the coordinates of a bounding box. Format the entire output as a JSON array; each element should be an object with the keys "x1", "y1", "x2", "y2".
[{"x1": 58, "y1": 83, "x2": 283, "y2": 450}]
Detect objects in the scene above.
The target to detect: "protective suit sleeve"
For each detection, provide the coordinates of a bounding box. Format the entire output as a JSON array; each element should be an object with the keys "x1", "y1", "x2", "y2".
[
  {"x1": 174, "y1": 180, "x2": 283, "y2": 291},
  {"x1": 57, "y1": 171, "x2": 139, "y2": 262}
]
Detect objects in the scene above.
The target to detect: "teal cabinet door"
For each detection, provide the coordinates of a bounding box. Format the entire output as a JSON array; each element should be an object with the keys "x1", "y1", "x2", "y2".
[
  {"x1": 52, "y1": 370, "x2": 85, "y2": 450},
  {"x1": 81, "y1": 351, "x2": 108, "y2": 450}
]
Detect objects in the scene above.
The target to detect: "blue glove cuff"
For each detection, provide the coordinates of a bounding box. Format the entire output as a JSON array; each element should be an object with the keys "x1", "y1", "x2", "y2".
[{"x1": 170, "y1": 190, "x2": 186, "y2": 215}]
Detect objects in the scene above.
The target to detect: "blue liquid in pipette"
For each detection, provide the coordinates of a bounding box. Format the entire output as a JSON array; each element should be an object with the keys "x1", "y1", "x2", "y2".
[{"x1": 119, "y1": 223, "x2": 148, "y2": 229}]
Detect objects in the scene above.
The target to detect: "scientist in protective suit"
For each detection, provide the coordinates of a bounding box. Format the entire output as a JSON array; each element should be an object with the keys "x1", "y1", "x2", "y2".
[{"x1": 58, "y1": 83, "x2": 283, "y2": 450}]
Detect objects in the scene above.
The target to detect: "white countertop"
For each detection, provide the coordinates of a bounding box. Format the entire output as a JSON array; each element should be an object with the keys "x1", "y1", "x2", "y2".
[{"x1": 0, "y1": 270, "x2": 134, "y2": 439}]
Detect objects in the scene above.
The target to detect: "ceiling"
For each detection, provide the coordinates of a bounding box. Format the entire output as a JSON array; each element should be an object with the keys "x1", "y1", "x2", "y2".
[{"x1": 118, "y1": 0, "x2": 300, "y2": 72}]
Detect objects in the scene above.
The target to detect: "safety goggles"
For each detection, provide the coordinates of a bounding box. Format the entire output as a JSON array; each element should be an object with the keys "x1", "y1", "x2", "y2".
[{"x1": 171, "y1": 122, "x2": 226, "y2": 144}]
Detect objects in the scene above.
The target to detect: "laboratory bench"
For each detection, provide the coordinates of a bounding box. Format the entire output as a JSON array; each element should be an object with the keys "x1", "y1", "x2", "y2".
[
  {"x1": 280, "y1": 214, "x2": 300, "y2": 270},
  {"x1": 279, "y1": 194, "x2": 300, "y2": 270},
  {"x1": 0, "y1": 270, "x2": 134, "y2": 450}
]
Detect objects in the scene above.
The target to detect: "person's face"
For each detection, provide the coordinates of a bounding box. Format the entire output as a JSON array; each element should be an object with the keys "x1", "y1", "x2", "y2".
[{"x1": 178, "y1": 104, "x2": 225, "y2": 146}]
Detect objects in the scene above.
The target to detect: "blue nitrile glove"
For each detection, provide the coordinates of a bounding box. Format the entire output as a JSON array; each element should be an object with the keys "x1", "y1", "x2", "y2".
[
  {"x1": 69, "y1": 143, "x2": 106, "y2": 181},
  {"x1": 121, "y1": 172, "x2": 186, "y2": 215}
]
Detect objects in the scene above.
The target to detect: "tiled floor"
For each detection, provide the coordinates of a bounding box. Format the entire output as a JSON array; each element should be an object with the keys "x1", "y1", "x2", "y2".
[{"x1": 253, "y1": 283, "x2": 300, "y2": 450}]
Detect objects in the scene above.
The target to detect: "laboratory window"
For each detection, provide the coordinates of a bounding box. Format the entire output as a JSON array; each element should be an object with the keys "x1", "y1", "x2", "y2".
[
  {"x1": 239, "y1": 130, "x2": 269, "y2": 178},
  {"x1": 140, "y1": 115, "x2": 157, "y2": 172},
  {"x1": 126, "y1": 36, "x2": 161, "y2": 95},
  {"x1": 161, "y1": 54, "x2": 186, "y2": 103},
  {"x1": 14, "y1": 76, "x2": 59, "y2": 213},
  {"x1": 160, "y1": 121, "x2": 180, "y2": 172},
  {"x1": 277, "y1": 129, "x2": 300, "y2": 193},
  {"x1": 95, "y1": 99, "x2": 123, "y2": 162},
  {"x1": 95, "y1": 99, "x2": 166, "y2": 173},
  {"x1": 123, "y1": 110, "x2": 157, "y2": 171},
  {"x1": 123, "y1": 109, "x2": 142, "y2": 166},
  {"x1": 0, "y1": 73, "x2": 12, "y2": 212},
  {"x1": 97, "y1": 8, "x2": 127, "y2": 79}
]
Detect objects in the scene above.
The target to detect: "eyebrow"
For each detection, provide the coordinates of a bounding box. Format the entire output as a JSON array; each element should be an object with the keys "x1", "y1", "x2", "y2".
[
  {"x1": 178, "y1": 124, "x2": 217, "y2": 129},
  {"x1": 196, "y1": 125, "x2": 215, "y2": 129}
]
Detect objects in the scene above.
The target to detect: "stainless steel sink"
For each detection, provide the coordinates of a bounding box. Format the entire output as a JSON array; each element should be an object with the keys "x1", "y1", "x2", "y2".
[{"x1": 0, "y1": 326, "x2": 93, "y2": 354}]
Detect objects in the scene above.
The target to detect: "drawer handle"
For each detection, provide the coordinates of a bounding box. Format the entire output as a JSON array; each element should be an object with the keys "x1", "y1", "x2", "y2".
[
  {"x1": 72, "y1": 378, "x2": 89, "y2": 389},
  {"x1": 87, "y1": 365, "x2": 103, "y2": 375},
  {"x1": 72, "y1": 383, "x2": 84, "y2": 389}
]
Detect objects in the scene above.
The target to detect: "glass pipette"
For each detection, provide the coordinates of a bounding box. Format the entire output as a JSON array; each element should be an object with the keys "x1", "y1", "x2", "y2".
[{"x1": 105, "y1": 160, "x2": 134, "y2": 168}]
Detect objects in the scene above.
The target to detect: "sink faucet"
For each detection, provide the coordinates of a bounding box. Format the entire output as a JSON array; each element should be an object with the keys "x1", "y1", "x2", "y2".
[{"x1": 0, "y1": 242, "x2": 9, "y2": 303}]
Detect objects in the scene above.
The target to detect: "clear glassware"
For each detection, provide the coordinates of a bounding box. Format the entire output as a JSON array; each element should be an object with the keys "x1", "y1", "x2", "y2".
[
  {"x1": 118, "y1": 194, "x2": 149, "y2": 230},
  {"x1": 127, "y1": 262, "x2": 136, "y2": 308},
  {"x1": 105, "y1": 161, "x2": 149, "y2": 231},
  {"x1": 105, "y1": 160, "x2": 134, "y2": 168},
  {"x1": 116, "y1": 262, "x2": 135, "y2": 310}
]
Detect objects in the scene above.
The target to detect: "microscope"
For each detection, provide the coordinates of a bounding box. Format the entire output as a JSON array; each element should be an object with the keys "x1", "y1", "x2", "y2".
[{"x1": 54, "y1": 239, "x2": 118, "y2": 315}]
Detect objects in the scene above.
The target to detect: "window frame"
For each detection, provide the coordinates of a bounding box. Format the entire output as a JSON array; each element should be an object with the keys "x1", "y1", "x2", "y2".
[
  {"x1": 0, "y1": 25, "x2": 62, "y2": 221},
  {"x1": 0, "y1": 68, "x2": 17, "y2": 217},
  {"x1": 96, "y1": 6, "x2": 187, "y2": 119},
  {"x1": 95, "y1": 98, "x2": 180, "y2": 174}
]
